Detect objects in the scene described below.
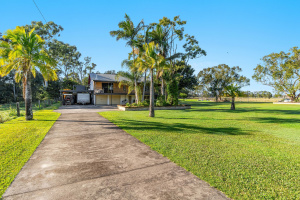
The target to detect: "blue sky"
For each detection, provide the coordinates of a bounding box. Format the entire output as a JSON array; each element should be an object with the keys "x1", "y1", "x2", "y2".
[{"x1": 1, "y1": 0, "x2": 300, "y2": 92}]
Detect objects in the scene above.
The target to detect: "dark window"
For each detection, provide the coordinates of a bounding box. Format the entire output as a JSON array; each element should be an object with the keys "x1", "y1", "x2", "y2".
[
  {"x1": 102, "y1": 83, "x2": 113, "y2": 93},
  {"x1": 102, "y1": 83, "x2": 109, "y2": 93},
  {"x1": 123, "y1": 86, "x2": 126, "y2": 92}
]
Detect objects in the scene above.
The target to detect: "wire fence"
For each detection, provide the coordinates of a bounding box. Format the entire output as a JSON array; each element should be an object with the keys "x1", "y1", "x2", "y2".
[{"x1": 0, "y1": 98, "x2": 59, "y2": 123}]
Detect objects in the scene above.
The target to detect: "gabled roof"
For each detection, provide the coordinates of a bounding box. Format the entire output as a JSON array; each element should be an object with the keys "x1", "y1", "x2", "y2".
[
  {"x1": 89, "y1": 73, "x2": 127, "y2": 82},
  {"x1": 89, "y1": 73, "x2": 145, "y2": 83}
]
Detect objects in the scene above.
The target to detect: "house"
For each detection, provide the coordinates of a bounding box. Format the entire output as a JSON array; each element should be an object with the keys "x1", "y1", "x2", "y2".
[{"x1": 88, "y1": 73, "x2": 149, "y2": 105}]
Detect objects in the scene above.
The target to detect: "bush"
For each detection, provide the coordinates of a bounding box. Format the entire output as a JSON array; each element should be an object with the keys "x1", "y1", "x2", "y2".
[
  {"x1": 0, "y1": 113, "x2": 9, "y2": 123},
  {"x1": 142, "y1": 100, "x2": 149, "y2": 106},
  {"x1": 163, "y1": 101, "x2": 170, "y2": 106},
  {"x1": 156, "y1": 96, "x2": 170, "y2": 107},
  {"x1": 179, "y1": 93, "x2": 188, "y2": 99},
  {"x1": 8, "y1": 106, "x2": 17, "y2": 117},
  {"x1": 126, "y1": 103, "x2": 131, "y2": 107},
  {"x1": 131, "y1": 103, "x2": 138, "y2": 107},
  {"x1": 156, "y1": 99, "x2": 163, "y2": 107}
]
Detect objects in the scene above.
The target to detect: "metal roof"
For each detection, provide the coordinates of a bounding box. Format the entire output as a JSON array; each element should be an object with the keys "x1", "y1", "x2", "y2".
[{"x1": 89, "y1": 73, "x2": 144, "y2": 83}]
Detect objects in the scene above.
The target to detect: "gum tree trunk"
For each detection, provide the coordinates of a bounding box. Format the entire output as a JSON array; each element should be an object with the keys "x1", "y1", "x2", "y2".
[
  {"x1": 149, "y1": 69, "x2": 154, "y2": 117},
  {"x1": 231, "y1": 97, "x2": 235, "y2": 110},
  {"x1": 25, "y1": 72, "x2": 33, "y2": 120}
]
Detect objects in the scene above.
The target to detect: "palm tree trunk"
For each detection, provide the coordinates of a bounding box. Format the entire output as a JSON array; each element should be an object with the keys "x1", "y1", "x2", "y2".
[
  {"x1": 132, "y1": 47, "x2": 139, "y2": 104},
  {"x1": 231, "y1": 97, "x2": 235, "y2": 110},
  {"x1": 25, "y1": 72, "x2": 33, "y2": 120},
  {"x1": 142, "y1": 71, "x2": 146, "y2": 101},
  {"x1": 161, "y1": 77, "x2": 165, "y2": 96},
  {"x1": 134, "y1": 77, "x2": 139, "y2": 103},
  {"x1": 149, "y1": 69, "x2": 154, "y2": 117}
]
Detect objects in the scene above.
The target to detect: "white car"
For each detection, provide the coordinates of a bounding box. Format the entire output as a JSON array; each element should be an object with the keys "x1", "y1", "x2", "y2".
[{"x1": 283, "y1": 98, "x2": 291, "y2": 102}]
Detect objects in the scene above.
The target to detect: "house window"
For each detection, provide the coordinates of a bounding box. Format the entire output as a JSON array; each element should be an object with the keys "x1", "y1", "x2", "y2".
[{"x1": 123, "y1": 86, "x2": 126, "y2": 92}]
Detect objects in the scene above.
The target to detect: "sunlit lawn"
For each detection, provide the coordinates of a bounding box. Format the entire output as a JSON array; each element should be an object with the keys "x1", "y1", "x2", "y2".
[
  {"x1": 0, "y1": 103, "x2": 61, "y2": 197},
  {"x1": 100, "y1": 100, "x2": 300, "y2": 199}
]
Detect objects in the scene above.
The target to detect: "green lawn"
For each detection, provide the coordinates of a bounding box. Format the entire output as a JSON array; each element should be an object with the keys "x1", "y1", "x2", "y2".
[
  {"x1": 0, "y1": 103, "x2": 61, "y2": 197},
  {"x1": 100, "y1": 101, "x2": 300, "y2": 199}
]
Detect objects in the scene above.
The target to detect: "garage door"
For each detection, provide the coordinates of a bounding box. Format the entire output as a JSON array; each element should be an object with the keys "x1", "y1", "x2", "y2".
[
  {"x1": 96, "y1": 95, "x2": 107, "y2": 105},
  {"x1": 112, "y1": 95, "x2": 120, "y2": 104}
]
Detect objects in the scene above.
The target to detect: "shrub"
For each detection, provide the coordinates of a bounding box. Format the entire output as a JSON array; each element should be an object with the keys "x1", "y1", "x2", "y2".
[
  {"x1": 8, "y1": 105, "x2": 17, "y2": 117},
  {"x1": 163, "y1": 101, "x2": 170, "y2": 106},
  {"x1": 131, "y1": 103, "x2": 138, "y2": 107},
  {"x1": 0, "y1": 113, "x2": 10, "y2": 123},
  {"x1": 156, "y1": 100, "x2": 163, "y2": 107},
  {"x1": 126, "y1": 103, "x2": 131, "y2": 107},
  {"x1": 179, "y1": 93, "x2": 188, "y2": 99},
  {"x1": 142, "y1": 101, "x2": 149, "y2": 106}
]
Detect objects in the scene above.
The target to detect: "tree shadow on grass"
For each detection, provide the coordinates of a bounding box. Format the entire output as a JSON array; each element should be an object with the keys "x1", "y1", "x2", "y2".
[
  {"x1": 119, "y1": 119, "x2": 251, "y2": 136},
  {"x1": 186, "y1": 107, "x2": 300, "y2": 115},
  {"x1": 184, "y1": 102, "x2": 300, "y2": 115},
  {"x1": 250, "y1": 117, "x2": 300, "y2": 124}
]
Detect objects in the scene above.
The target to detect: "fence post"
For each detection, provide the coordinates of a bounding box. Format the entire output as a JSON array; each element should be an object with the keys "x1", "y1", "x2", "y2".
[
  {"x1": 39, "y1": 100, "x2": 41, "y2": 109},
  {"x1": 16, "y1": 102, "x2": 20, "y2": 117}
]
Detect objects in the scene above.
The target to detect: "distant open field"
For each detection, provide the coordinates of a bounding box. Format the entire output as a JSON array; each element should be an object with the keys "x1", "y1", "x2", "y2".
[
  {"x1": 195, "y1": 97, "x2": 283, "y2": 102},
  {"x1": 100, "y1": 100, "x2": 300, "y2": 199}
]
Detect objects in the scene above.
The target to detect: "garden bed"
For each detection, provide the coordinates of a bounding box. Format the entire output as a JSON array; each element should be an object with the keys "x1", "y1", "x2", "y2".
[{"x1": 117, "y1": 104, "x2": 191, "y2": 111}]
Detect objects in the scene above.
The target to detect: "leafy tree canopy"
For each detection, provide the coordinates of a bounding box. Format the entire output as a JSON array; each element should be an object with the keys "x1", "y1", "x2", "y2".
[
  {"x1": 23, "y1": 21, "x2": 63, "y2": 41},
  {"x1": 198, "y1": 64, "x2": 250, "y2": 101},
  {"x1": 253, "y1": 47, "x2": 300, "y2": 101},
  {"x1": 175, "y1": 61, "x2": 198, "y2": 91}
]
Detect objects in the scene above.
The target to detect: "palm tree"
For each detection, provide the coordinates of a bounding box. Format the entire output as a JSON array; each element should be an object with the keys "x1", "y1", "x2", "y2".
[
  {"x1": 224, "y1": 84, "x2": 243, "y2": 110},
  {"x1": 0, "y1": 26, "x2": 57, "y2": 120},
  {"x1": 116, "y1": 71, "x2": 142, "y2": 103},
  {"x1": 149, "y1": 25, "x2": 168, "y2": 96},
  {"x1": 137, "y1": 42, "x2": 164, "y2": 117},
  {"x1": 110, "y1": 14, "x2": 144, "y2": 103}
]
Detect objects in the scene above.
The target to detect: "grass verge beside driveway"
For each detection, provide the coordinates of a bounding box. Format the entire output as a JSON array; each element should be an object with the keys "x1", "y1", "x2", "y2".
[
  {"x1": 0, "y1": 103, "x2": 61, "y2": 197},
  {"x1": 100, "y1": 101, "x2": 300, "y2": 199}
]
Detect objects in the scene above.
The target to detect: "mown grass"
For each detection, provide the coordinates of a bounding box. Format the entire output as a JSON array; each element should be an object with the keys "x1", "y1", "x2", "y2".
[
  {"x1": 100, "y1": 101, "x2": 300, "y2": 199},
  {"x1": 0, "y1": 103, "x2": 61, "y2": 197}
]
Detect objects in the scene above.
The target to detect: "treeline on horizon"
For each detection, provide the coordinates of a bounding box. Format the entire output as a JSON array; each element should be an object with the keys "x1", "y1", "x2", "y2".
[{"x1": 1, "y1": 16, "x2": 300, "y2": 106}]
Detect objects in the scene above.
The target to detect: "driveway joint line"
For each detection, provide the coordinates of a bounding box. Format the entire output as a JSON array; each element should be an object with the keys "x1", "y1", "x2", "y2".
[{"x1": 3, "y1": 161, "x2": 171, "y2": 198}]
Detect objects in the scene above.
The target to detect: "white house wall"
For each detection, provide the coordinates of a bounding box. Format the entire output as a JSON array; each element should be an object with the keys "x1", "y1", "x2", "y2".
[{"x1": 90, "y1": 80, "x2": 94, "y2": 90}]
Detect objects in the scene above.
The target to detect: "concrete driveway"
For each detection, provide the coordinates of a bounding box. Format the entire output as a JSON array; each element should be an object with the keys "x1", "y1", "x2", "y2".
[{"x1": 3, "y1": 105, "x2": 228, "y2": 200}]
